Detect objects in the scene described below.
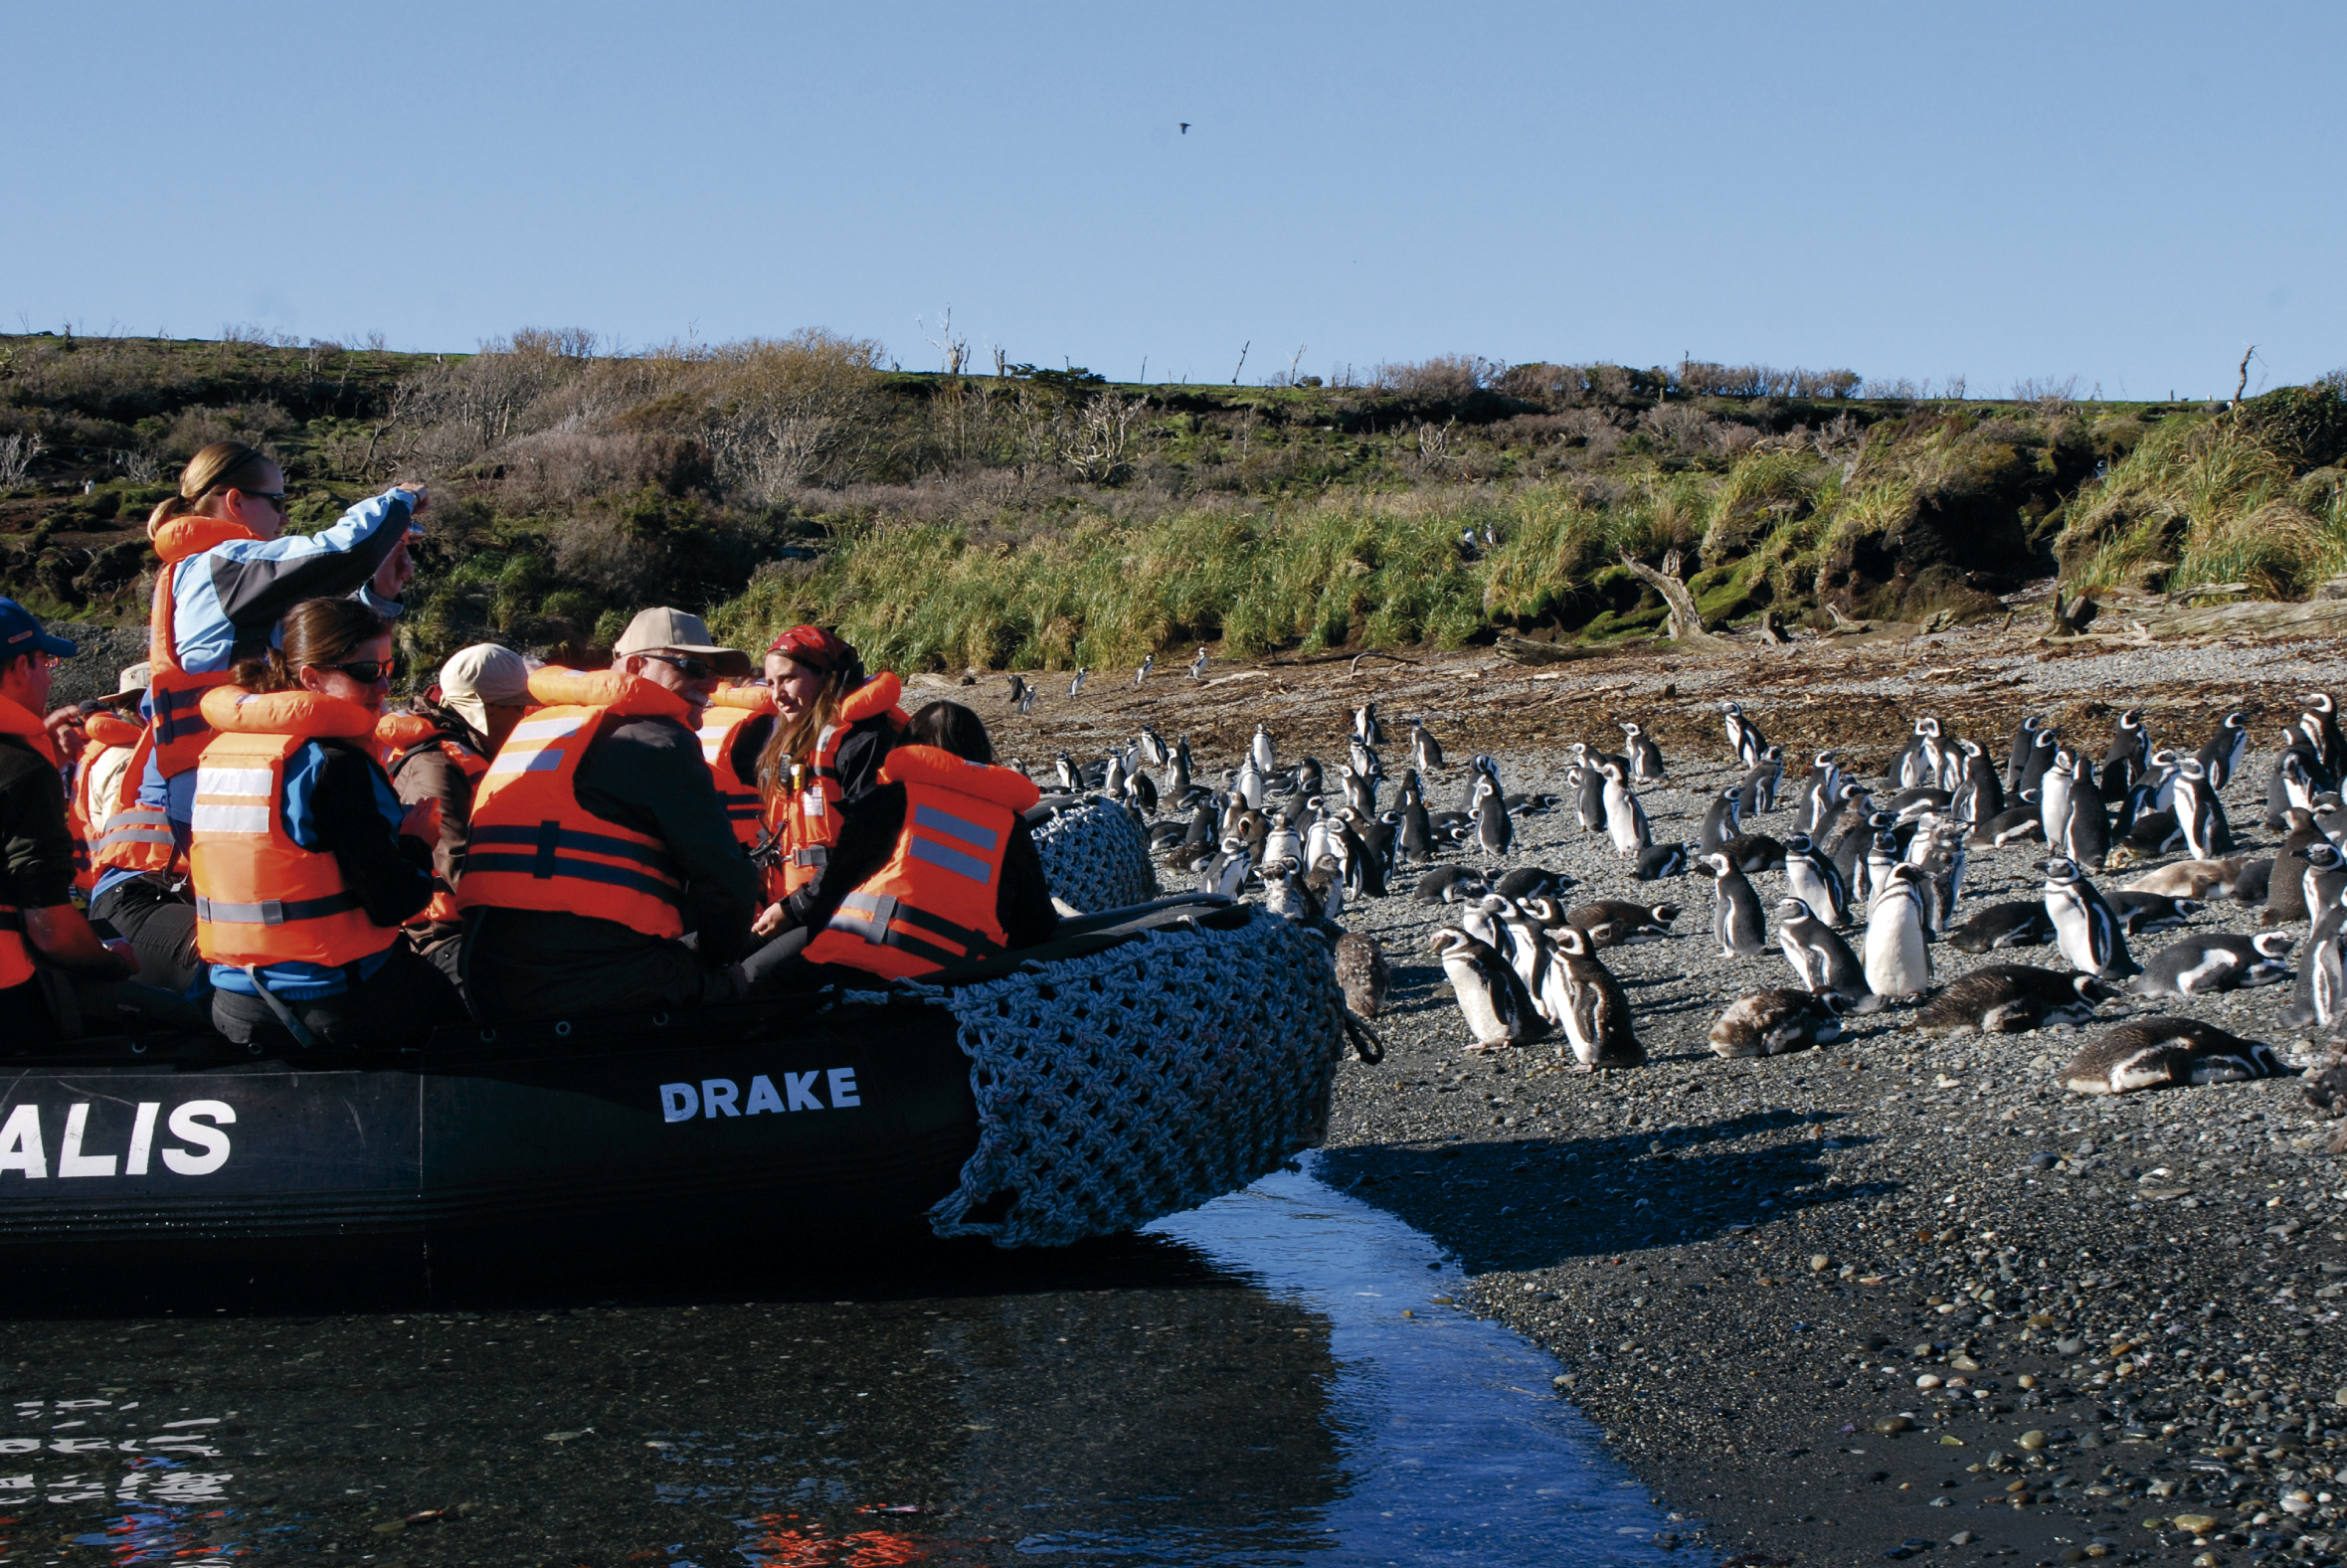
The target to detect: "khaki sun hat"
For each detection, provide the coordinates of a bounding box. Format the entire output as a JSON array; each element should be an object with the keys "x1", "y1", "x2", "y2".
[
  {"x1": 612, "y1": 607, "x2": 751, "y2": 679},
  {"x1": 438, "y1": 643, "x2": 533, "y2": 737}
]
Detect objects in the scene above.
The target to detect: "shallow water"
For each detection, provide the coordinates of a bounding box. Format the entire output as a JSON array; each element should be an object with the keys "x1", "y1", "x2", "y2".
[{"x1": 0, "y1": 1159, "x2": 1668, "y2": 1566}]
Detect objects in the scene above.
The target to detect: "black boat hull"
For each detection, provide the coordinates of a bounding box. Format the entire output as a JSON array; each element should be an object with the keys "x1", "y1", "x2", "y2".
[{"x1": 0, "y1": 996, "x2": 979, "y2": 1282}]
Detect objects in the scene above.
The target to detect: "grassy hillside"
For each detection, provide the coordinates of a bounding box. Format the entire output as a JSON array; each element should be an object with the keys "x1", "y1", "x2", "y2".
[{"x1": 3, "y1": 329, "x2": 2340, "y2": 675}]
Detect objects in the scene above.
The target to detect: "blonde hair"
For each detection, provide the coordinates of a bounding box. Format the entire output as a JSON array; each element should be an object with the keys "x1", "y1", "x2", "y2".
[{"x1": 147, "y1": 441, "x2": 275, "y2": 534}]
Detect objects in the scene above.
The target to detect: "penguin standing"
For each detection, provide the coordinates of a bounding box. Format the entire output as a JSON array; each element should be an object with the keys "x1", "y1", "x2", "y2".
[
  {"x1": 2101, "y1": 709, "x2": 2150, "y2": 799},
  {"x1": 1251, "y1": 723, "x2": 1277, "y2": 776},
  {"x1": 2019, "y1": 726, "x2": 2061, "y2": 801},
  {"x1": 1540, "y1": 927, "x2": 1645, "y2": 1070},
  {"x1": 1598, "y1": 760, "x2": 1652, "y2": 858},
  {"x1": 2171, "y1": 757, "x2": 2234, "y2": 860},
  {"x1": 1736, "y1": 746, "x2": 1785, "y2": 815},
  {"x1": 1782, "y1": 832, "x2": 1849, "y2": 926},
  {"x1": 1775, "y1": 897, "x2": 1873, "y2": 1004},
  {"x1": 2043, "y1": 857, "x2": 2137, "y2": 978},
  {"x1": 1353, "y1": 702, "x2": 1384, "y2": 747},
  {"x1": 2038, "y1": 745, "x2": 2077, "y2": 850},
  {"x1": 1398, "y1": 791, "x2": 1436, "y2": 864},
  {"x1": 1722, "y1": 702, "x2": 1767, "y2": 769},
  {"x1": 1066, "y1": 667, "x2": 1087, "y2": 698},
  {"x1": 1620, "y1": 721, "x2": 1666, "y2": 782},
  {"x1": 2004, "y1": 716, "x2": 2046, "y2": 796},
  {"x1": 1698, "y1": 787, "x2": 1743, "y2": 855},
  {"x1": 2285, "y1": 883, "x2": 2347, "y2": 1031},
  {"x1": 1427, "y1": 929, "x2": 1545, "y2": 1050},
  {"x1": 1796, "y1": 751, "x2": 1843, "y2": 836},
  {"x1": 2198, "y1": 711, "x2": 2250, "y2": 790},
  {"x1": 1472, "y1": 773, "x2": 1514, "y2": 856},
  {"x1": 1408, "y1": 718, "x2": 1443, "y2": 773},
  {"x1": 1573, "y1": 750, "x2": 1608, "y2": 836},
  {"x1": 2059, "y1": 755, "x2": 2110, "y2": 871},
  {"x1": 1189, "y1": 646, "x2": 1209, "y2": 681},
  {"x1": 1135, "y1": 654, "x2": 1153, "y2": 685},
  {"x1": 2305, "y1": 693, "x2": 2347, "y2": 783},
  {"x1": 1703, "y1": 850, "x2": 1770, "y2": 957},
  {"x1": 1862, "y1": 861, "x2": 1934, "y2": 1000}
]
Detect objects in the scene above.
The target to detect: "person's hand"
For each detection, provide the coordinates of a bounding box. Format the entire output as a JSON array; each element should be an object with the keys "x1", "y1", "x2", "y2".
[
  {"x1": 752, "y1": 901, "x2": 790, "y2": 939},
  {"x1": 399, "y1": 796, "x2": 444, "y2": 844},
  {"x1": 44, "y1": 706, "x2": 88, "y2": 758},
  {"x1": 393, "y1": 481, "x2": 429, "y2": 515},
  {"x1": 374, "y1": 536, "x2": 415, "y2": 601},
  {"x1": 101, "y1": 937, "x2": 139, "y2": 976}
]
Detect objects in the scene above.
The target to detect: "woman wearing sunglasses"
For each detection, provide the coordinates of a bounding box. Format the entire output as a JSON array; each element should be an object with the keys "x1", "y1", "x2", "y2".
[
  {"x1": 187, "y1": 598, "x2": 462, "y2": 1049},
  {"x1": 91, "y1": 442, "x2": 429, "y2": 1001}
]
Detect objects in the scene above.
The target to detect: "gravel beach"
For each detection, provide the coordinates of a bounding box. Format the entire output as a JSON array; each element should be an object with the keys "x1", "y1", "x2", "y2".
[{"x1": 988, "y1": 619, "x2": 2347, "y2": 1568}]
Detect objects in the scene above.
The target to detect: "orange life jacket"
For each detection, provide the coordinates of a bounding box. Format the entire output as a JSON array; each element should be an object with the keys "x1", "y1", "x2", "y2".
[
  {"x1": 697, "y1": 685, "x2": 775, "y2": 855},
  {"x1": 68, "y1": 711, "x2": 143, "y2": 893},
  {"x1": 375, "y1": 710, "x2": 490, "y2": 928},
  {"x1": 189, "y1": 687, "x2": 400, "y2": 969},
  {"x1": 0, "y1": 697, "x2": 58, "y2": 988},
  {"x1": 765, "y1": 671, "x2": 908, "y2": 899},
  {"x1": 454, "y1": 668, "x2": 691, "y2": 940},
  {"x1": 89, "y1": 720, "x2": 180, "y2": 877},
  {"x1": 802, "y1": 745, "x2": 1039, "y2": 979},
  {"x1": 145, "y1": 516, "x2": 266, "y2": 778}
]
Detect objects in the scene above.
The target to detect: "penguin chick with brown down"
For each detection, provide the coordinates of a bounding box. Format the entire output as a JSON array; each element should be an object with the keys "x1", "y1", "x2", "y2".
[
  {"x1": 1539, "y1": 926, "x2": 1645, "y2": 1070},
  {"x1": 1914, "y1": 965, "x2": 2110, "y2": 1034},
  {"x1": 1709, "y1": 989, "x2": 1844, "y2": 1058},
  {"x1": 2061, "y1": 1017, "x2": 2289, "y2": 1095},
  {"x1": 1334, "y1": 931, "x2": 1390, "y2": 1018}
]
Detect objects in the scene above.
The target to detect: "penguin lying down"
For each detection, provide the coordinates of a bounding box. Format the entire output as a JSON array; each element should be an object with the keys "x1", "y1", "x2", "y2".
[
  {"x1": 1915, "y1": 965, "x2": 2112, "y2": 1034},
  {"x1": 1709, "y1": 989, "x2": 1845, "y2": 1058},
  {"x1": 2061, "y1": 1017, "x2": 2291, "y2": 1096},
  {"x1": 2125, "y1": 933, "x2": 2294, "y2": 997}
]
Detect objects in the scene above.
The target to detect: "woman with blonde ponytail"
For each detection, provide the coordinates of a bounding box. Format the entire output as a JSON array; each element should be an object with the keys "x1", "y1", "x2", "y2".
[{"x1": 88, "y1": 441, "x2": 434, "y2": 997}]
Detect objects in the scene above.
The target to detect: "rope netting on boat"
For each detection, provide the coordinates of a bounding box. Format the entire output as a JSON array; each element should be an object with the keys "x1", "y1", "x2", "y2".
[
  {"x1": 1029, "y1": 795, "x2": 1160, "y2": 914},
  {"x1": 926, "y1": 910, "x2": 1345, "y2": 1248}
]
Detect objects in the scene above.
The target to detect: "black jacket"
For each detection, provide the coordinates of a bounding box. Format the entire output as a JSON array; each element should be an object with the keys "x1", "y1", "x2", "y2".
[
  {"x1": 0, "y1": 734, "x2": 74, "y2": 913},
  {"x1": 786, "y1": 782, "x2": 1060, "y2": 952}
]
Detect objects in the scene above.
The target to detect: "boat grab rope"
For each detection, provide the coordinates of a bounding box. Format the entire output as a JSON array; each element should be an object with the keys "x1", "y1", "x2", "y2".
[
  {"x1": 911, "y1": 910, "x2": 1344, "y2": 1248},
  {"x1": 1029, "y1": 794, "x2": 1160, "y2": 915}
]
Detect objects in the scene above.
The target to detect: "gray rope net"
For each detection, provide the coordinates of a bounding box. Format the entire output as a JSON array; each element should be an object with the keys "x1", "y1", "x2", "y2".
[
  {"x1": 1030, "y1": 794, "x2": 1160, "y2": 913},
  {"x1": 923, "y1": 910, "x2": 1345, "y2": 1247}
]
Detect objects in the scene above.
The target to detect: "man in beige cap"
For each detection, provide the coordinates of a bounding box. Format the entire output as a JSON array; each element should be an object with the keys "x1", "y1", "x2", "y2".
[
  {"x1": 436, "y1": 642, "x2": 532, "y2": 756},
  {"x1": 463, "y1": 608, "x2": 761, "y2": 1019},
  {"x1": 610, "y1": 607, "x2": 751, "y2": 726}
]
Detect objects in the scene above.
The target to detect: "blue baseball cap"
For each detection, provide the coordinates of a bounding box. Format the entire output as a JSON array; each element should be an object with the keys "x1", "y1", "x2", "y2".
[{"x1": 0, "y1": 600, "x2": 78, "y2": 661}]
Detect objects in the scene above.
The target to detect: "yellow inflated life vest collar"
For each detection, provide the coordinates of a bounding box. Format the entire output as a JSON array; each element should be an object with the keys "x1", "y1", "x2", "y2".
[
  {"x1": 706, "y1": 683, "x2": 777, "y2": 714},
  {"x1": 523, "y1": 666, "x2": 690, "y2": 720},
  {"x1": 148, "y1": 515, "x2": 263, "y2": 562},
  {"x1": 880, "y1": 744, "x2": 1041, "y2": 813},
  {"x1": 198, "y1": 686, "x2": 379, "y2": 741},
  {"x1": 84, "y1": 711, "x2": 145, "y2": 750}
]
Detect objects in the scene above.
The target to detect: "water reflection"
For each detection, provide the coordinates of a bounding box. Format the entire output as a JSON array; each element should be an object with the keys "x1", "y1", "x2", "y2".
[{"x1": 0, "y1": 1161, "x2": 1668, "y2": 1565}]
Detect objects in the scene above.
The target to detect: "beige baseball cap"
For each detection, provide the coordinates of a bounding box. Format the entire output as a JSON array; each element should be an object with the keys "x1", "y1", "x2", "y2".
[
  {"x1": 438, "y1": 643, "x2": 533, "y2": 737},
  {"x1": 115, "y1": 662, "x2": 152, "y2": 693},
  {"x1": 612, "y1": 607, "x2": 751, "y2": 678}
]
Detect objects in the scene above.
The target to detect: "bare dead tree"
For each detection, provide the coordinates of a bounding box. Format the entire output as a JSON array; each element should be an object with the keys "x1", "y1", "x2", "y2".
[
  {"x1": 920, "y1": 307, "x2": 971, "y2": 376},
  {"x1": 2233, "y1": 345, "x2": 2258, "y2": 409},
  {"x1": 1231, "y1": 341, "x2": 1249, "y2": 385}
]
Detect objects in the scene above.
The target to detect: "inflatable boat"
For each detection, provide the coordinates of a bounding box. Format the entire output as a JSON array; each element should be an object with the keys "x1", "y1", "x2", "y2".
[{"x1": 0, "y1": 899, "x2": 1350, "y2": 1285}]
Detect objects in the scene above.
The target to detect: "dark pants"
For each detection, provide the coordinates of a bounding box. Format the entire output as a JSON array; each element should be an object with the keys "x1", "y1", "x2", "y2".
[
  {"x1": 89, "y1": 874, "x2": 204, "y2": 998},
  {"x1": 461, "y1": 909, "x2": 744, "y2": 1022},
  {"x1": 3, "y1": 973, "x2": 207, "y2": 1045},
  {"x1": 210, "y1": 941, "x2": 465, "y2": 1051}
]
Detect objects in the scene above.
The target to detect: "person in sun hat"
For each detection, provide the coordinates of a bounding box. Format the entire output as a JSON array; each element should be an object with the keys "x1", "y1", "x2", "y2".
[
  {"x1": 372, "y1": 643, "x2": 534, "y2": 973},
  {"x1": 458, "y1": 609, "x2": 761, "y2": 1022},
  {"x1": 0, "y1": 599, "x2": 198, "y2": 1039}
]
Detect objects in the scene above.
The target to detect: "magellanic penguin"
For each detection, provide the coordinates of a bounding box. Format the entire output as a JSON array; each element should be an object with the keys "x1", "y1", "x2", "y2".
[
  {"x1": 1736, "y1": 746, "x2": 1785, "y2": 816},
  {"x1": 2004, "y1": 716, "x2": 2046, "y2": 796},
  {"x1": 1722, "y1": 702, "x2": 1764, "y2": 769},
  {"x1": 1698, "y1": 787, "x2": 1743, "y2": 855},
  {"x1": 1560, "y1": 899, "x2": 1677, "y2": 947},
  {"x1": 1352, "y1": 702, "x2": 1384, "y2": 747},
  {"x1": 2121, "y1": 857, "x2": 2243, "y2": 901},
  {"x1": 1796, "y1": 751, "x2": 1843, "y2": 836},
  {"x1": 1703, "y1": 850, "x2": 1770, "y2": 958},
  {"x1": 1539, "y1": 926, "x2": 1646, "y2": 1070},
  {"x1": 1947, "y1": 900, "x2": 2055, "y2": 953},
  {"x1": 1782, "y1": 833, "x2": 1849, "y2": 927},
  {"x1": 2043, "y1": 857, "x2": 2138, "y2": 978},
  {"x1": 2128, "y1": 932, "x2": 2295, "y2": 997},
  {"x1": 1597, "y1": 760, "x2": 1652, "y2": 859},
  {"x1": 1472, "y1": 773, "x2": 1514, "y2": 856},
  {"x1": 2101, "y1": 708, "x2": 2150, "y2": 798},
  {"x1": 1408, "y1": 718, "x2": 1443, "y2": 773},
  {"x1": 2171, "y1": 757, "x2": 2234, "y2": 860},
  {"x1": 2304, "y1": 691, "x2": 2347, "y2": 783},
  {"x1": 2019, "y1": 725, "x2": 2061, "y2": 801},
  {"x1": 2061, "y1": 1017, "x2": 2286, "y2": 1096},
  {"x1": 1774, "y1": 897, "x2": 1875, "y2": 1008},
  {"x1": 2198, "y1": 710, "x2": 2251, "y2": 791},
  {"x1": 2105, "y1": 889, "x2": 2202, "y2": 936},
  {"x1": 1953, "y1": 739, "x2": 2005, "y2": 827},
  {"x1": 1426, "y1": 928, "x2": 1546, "y2": 1051},
  {"x1": 1708, "y1": 989, "x2": 1844, "y2": 1058},
  {"x1": 1571, "y1": 748, "x2": 1607, "y2": 836},
  {"x1": 1914, "y1": 964, "x2": 2109, "y2": 1034},
  {"x1": 2057, "y1": 754, "x2": 2111, "y2": 871},
  {"x1": 1620, "y1": 721, "x2": 1666, "y2": 783},
  {"x1": 1635, "y1": 842, "x2": 1688, "y2": 881},
  {"x1": 1492, "y1": 867, "x2": 1567, "y2": 902},
  {"x1": 2292, "y1": 886, "x2": 2347, "y2": 1032},
  {"x1": 2037, "y1": 745, "x2": 2077, "y2": 850},
  {"x1": 1972, "y1": 803, "x2": 2046, "y2": 851},
  {"x1": 1861, "y1": 862, "x2": 1934, "y2": 1000},
  {"x1": 2259, "y1": 823, "x2": 2321, "y2": 926}
]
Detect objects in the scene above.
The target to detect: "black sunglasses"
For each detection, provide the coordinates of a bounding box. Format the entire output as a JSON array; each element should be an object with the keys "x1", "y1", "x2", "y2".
[
  {"x1": 322, "y1": 659, "x2": 394, "y2": 684},
  {"x1": 242, "y1": 490, "x2": 289, "y2": 512},
  {"x1": 638, "y1": 651, "x2": 717, "y2": 681}
]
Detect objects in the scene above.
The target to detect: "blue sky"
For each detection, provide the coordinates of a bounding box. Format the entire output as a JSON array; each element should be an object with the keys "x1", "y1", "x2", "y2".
[{"x1": 6, "y1": 2, "x2": 2340, "y2": 397}]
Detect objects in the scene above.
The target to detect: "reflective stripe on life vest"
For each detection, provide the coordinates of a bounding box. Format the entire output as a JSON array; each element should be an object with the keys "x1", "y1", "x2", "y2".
[
  {"x1": 145, "y1": 517, "x2": 265, "y2": 778},
  {"x1": 188, "y1": 687, "x2": 401, "y2": 968},
  {"x1": 697, "y1": 685, "x2": 774, "y2": 854},
  {"x1": 767, "y1": 670, "x2": 906, "y2": 900},
  {"x1": 452, "y1": 668, "x2": 690, "y2": 940},
  {"x1": 800, "y1": 743, "x2": 1039, "y2": 980}
]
